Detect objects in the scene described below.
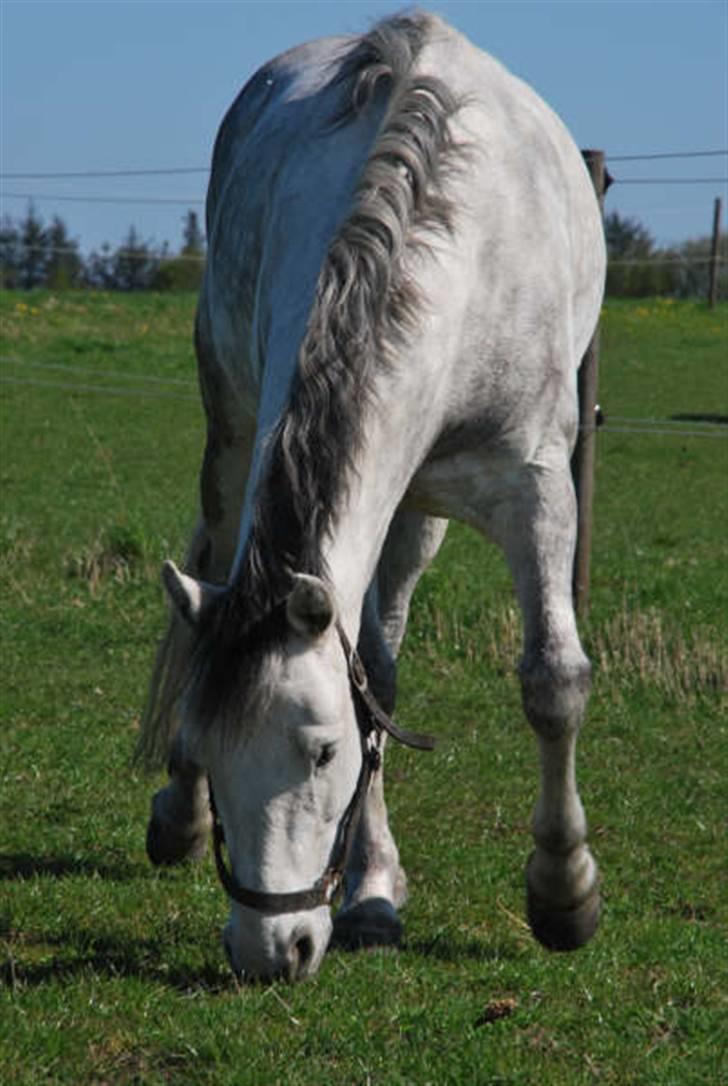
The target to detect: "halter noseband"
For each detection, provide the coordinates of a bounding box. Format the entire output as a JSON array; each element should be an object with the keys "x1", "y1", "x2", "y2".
[{"x1": 208, "y1": 621, "x2": 435, "y2": 915}]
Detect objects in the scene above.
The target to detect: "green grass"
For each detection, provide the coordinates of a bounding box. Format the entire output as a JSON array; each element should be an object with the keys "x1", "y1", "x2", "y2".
[{"x1": 1, "y1": 291, "x2": 727, "y2": 1085}]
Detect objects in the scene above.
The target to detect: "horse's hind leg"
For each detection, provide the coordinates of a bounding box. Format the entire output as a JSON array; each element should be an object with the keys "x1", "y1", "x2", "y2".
[
  {"x1": 499, "y1": 461, "x2": 600, "y2": 950},
  {"x1": 144, "y1": 487, "x2": 243, "y2": 865},
  {"x1": 334, "y1": 510, "x2": 448, "y2": 948},
  {"x1": 146, "y1": 713, "x2": 213, "y2": 866},
  {"x1": 144, "y1": 314, "x2": 252, "y2": 866}
]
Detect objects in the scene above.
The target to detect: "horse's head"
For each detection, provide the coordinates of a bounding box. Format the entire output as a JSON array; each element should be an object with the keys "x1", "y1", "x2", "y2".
[{"x1": 163, "y1": 563, "x2": 365, "y2": 982}]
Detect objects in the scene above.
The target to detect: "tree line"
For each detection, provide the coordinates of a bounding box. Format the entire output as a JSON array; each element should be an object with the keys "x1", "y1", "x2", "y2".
[
  {"x1": 0, "y1": 203, "x2": 724, "y2": 299},
  {"x1": 0, "y1": 206, "x2": 205, "y2": 292},
  {"x1": 604, "y1": 211, "x2": 726, "y2": 300}
]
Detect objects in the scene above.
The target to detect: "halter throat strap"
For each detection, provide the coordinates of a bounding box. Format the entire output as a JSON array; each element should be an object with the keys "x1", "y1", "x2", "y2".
[{"x1": 208, "y1": 621, "x2": 435, "y2": 915}]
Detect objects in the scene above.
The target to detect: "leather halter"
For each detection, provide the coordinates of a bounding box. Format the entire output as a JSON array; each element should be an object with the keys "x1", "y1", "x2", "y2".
[{"x1": 208, "y1": 621, "x2": 435, "y2": 915}]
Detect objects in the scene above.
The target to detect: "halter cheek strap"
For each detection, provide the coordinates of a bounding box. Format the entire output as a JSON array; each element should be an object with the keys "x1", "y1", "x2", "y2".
[
  {"x1": 208, "y1": 621, "x2": 435, "y2": 915},
  {"x1": 336, "y1": 623, "x2": 436, "y2": 752}
]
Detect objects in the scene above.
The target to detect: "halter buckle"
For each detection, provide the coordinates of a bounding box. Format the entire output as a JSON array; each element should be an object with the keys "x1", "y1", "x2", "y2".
[
  {"x1": 349, "y1": 648, "x2": 368, "y2": 694},
  {"x1": 322, "y1": 869, "x2": 343, "y2": 904}
]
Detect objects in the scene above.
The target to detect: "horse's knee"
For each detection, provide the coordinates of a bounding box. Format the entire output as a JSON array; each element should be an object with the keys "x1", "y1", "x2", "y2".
[
  {"x1": 358, "y1": 611, "x2": 397, "y2": 715},
  {"x1": 519, "y1": 648, "x2": 591, "y2": 740},
  {"x1": 367, "y1": 650, "x2": 397, "y2": 716}
]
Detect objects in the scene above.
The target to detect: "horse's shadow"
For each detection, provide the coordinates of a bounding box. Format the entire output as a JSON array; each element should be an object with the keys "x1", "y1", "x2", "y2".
[
  {"x1": 670, "y1": 413, "x2": 728, "y2": 425},
  {"x1": 403, "y1": 934, "x2": 520, "y2": 964},
  {"x1": 2, "y1": 929, "x2": 230, "y2": 993},
  {"x1": 1, "y1": 850, "x2": 231, "y2": 993},
  {"x1": 2, "y1": 850, "x2": 515, "y2": 989},
  {"x1": 0, "y1": 851, "x2": 148, "y2": 883}
]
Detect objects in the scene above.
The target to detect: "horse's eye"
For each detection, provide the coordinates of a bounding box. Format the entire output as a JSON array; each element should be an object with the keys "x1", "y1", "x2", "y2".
[{"x1": 315, "y1": 744, "x2": 336, "y2": 770}]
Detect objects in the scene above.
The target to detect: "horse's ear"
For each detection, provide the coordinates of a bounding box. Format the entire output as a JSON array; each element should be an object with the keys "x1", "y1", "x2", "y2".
[
  {"x1": 161, "y1": 560, "x2": 222, "y2": 626},
  {"x1": 286, "y1": 574, "x2": 335, "y2": 639}
]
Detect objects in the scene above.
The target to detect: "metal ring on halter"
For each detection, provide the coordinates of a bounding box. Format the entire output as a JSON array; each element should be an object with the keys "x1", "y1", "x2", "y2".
[{"x1": 349, "y1": 649, "x2": 368, "y2": 694}]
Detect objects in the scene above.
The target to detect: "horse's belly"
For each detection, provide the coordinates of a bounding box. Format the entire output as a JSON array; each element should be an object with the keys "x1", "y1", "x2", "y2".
[{"x1": 405, "y1": 445, "x2": 526, "y2": 534}]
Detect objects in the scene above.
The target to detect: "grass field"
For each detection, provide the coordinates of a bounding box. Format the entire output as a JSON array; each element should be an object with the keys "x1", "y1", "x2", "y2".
[{"x1": 1, "y1": 291, "x2": 727, "y2": 1085}]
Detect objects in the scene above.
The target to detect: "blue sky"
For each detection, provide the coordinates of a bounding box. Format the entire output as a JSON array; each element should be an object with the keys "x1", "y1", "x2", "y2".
[{"x1": 1, "y1": 0, "x2": 726, "y2": 255}]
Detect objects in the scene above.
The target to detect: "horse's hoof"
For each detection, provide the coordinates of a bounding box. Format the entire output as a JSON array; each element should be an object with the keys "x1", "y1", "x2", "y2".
[
  {"x1": 526, "y1": 883, "x2": 601, "y2": 951},
  {"x1": 146, "y1": 816, "x2": 209, "y2": 866},
  {"x1": 332, "y1": 898, "x2": 403, "y2": 950}
]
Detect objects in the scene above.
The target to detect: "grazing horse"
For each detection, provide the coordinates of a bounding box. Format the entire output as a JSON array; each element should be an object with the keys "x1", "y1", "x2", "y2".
[{"x1": 138, "y1": 12, "x2": 605, "y2": 982}]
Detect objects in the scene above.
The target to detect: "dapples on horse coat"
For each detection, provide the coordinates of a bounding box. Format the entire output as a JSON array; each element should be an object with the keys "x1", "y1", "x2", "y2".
[{"x1": 138, "y1": 12, "x2": 606, "y2": 982}]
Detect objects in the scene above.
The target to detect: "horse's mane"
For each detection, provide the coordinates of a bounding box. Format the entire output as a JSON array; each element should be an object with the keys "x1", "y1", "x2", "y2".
[{"x1": 138, "y1": 12, "x2": 462, "y2": 762}]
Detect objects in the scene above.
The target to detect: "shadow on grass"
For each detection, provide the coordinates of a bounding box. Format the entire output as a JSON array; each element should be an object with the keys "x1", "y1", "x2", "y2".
[
  {"x1": 0, "y1": 851, "x2": 149, "y2": 882},
  {"x1": 1, "y1": 927, "x2": 232, "y2": 995},
  {"x1": 670, "y1": 413, "x2": 728, "y2": 425},
  {"x1": 404, "y1": 933, "x2": 520, "y2": 963},
  {"x1": 1, "y1": 920, "x2": 517, "y2": 995},
  {"x1": 2, "y1": 851, "x2": 231, "y2": 993}
]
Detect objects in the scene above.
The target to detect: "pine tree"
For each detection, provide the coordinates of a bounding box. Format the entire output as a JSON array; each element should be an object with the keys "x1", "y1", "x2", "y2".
[
  {"x1": 182, "y1": 210, "x2": 204, "y2": 255},
  {"x1": 84, "y1": 243, "x2": 115, "y2": 290},
  {"x1": 19, "y1": 203, "x2": 47, "y2": 289},
  {"x1": 45, "y1": 216, "x2": 83, "y2": 289},
  {"x1": 605, "y1": 211, "x2": 678, "y2": 297},
  {"x1": 151, "y1": 208, "x2": 205, "y2": 291},
  {"x1": 112, "y1": 226, "x2": 158, "y2": 291},
  {"x1": 0, "y1": 216, "x2": 21, "y2": 289}
]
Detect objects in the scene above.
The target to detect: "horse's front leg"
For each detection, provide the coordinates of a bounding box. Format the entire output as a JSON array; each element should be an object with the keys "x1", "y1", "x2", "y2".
[
  {"x1": 333, "y1": 745, "x2": 409, "y2": 948},
  {"x1": 334, "y1": 511, "x2": 448, "y2": 948},
  {"x1": 333, "y1": 592, "x2": 406, "y2": 947},
  {"x1": 500, "y1": 462, "x2": 601, "y2": 950}
]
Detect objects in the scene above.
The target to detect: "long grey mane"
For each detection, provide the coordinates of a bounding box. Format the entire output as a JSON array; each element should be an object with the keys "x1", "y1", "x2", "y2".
[
  {"x1": 231, "y1": 13, "x2": 460, "y2": 615},
  {"x1": 141, "y1": 12, "x2": 463, "y2": 754}
]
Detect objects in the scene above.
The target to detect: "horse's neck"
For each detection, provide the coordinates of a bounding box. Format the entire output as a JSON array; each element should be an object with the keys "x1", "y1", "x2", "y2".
[{"x1": 321, "y1": 379, "x2": 438, "y2": 637}]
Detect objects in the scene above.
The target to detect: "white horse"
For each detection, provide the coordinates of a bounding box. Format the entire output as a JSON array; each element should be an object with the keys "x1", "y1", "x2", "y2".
[{"x1": 138, "y1": 11, "x2": 605, "y2": 982}]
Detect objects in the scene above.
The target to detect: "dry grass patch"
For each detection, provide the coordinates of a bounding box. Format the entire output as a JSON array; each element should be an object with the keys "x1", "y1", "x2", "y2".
[
  {"x1": 417, "y1": 600, "x2": 726, "y2": 705},
  {"x1": 589, "y1": 606, "x2": 727, "y2": 702},
  {"x1": 66, "y1": 523, "x2": 153, "y2": 594}
]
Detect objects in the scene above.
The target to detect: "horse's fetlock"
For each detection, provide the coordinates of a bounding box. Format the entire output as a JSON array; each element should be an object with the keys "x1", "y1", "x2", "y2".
[
  {"x1": 345, "y1": 848, "x2": 406, "y2": 910},
  {"x1": 332, "y1": 897, "x2": 403, "y2": 950},
  {"x1": 532, "y1": 819, "x2": 586, "y2": 858},
  {"x1": 526, "y1": 843, "x2": 598, "y2": 909},
  {"x1": 526, "y1": 843, "x2": 601, "y2": 951}
]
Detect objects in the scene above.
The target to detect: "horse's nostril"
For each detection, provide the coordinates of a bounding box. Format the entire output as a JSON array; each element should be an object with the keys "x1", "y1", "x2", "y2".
[
  {"x1": 296, "y1": 933, "x2": 314, "y2": 969},
  {"x1": 288, "y1": 931, "x2": 315, "y2": 979}
]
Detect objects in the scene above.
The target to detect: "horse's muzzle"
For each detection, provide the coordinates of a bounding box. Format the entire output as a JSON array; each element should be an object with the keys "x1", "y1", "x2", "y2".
[{"x1": 223, "y1": 913, "x2": 329, "y2": 983}]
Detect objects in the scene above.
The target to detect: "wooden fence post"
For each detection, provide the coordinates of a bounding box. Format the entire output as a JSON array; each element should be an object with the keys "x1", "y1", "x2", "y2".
[
  {"x1": 708, "y1": 196, "x2": 722, "y2": 309},
  {"x1": 572, "y1": 150, "x2": 608, "y2": 619}
]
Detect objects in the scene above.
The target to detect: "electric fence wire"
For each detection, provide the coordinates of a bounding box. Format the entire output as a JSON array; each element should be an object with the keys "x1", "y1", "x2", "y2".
[
  {"x1": 0, "y1": 374, "x2": 198, "y2": 403},
  {"x1": 2, "y1": 360, "x2": 725, "y2": 437},
  {"x1": 6, "y1": 245, "x2": 723, "y2": 269},
  {"x1": 1, "y1": 149, "x2": 726, "y2": 179}
]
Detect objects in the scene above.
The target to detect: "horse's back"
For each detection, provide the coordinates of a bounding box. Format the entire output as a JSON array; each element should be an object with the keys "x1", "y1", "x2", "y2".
[
  {"x1": 199, "y1": 33, "x2": 393, "y2": 423},
  {"x1": 419, "y1": 19, "x2": 603, "y2": 349},
  {"x1": 199, "y1": 13, "x2": 604, "y2": 486}
]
